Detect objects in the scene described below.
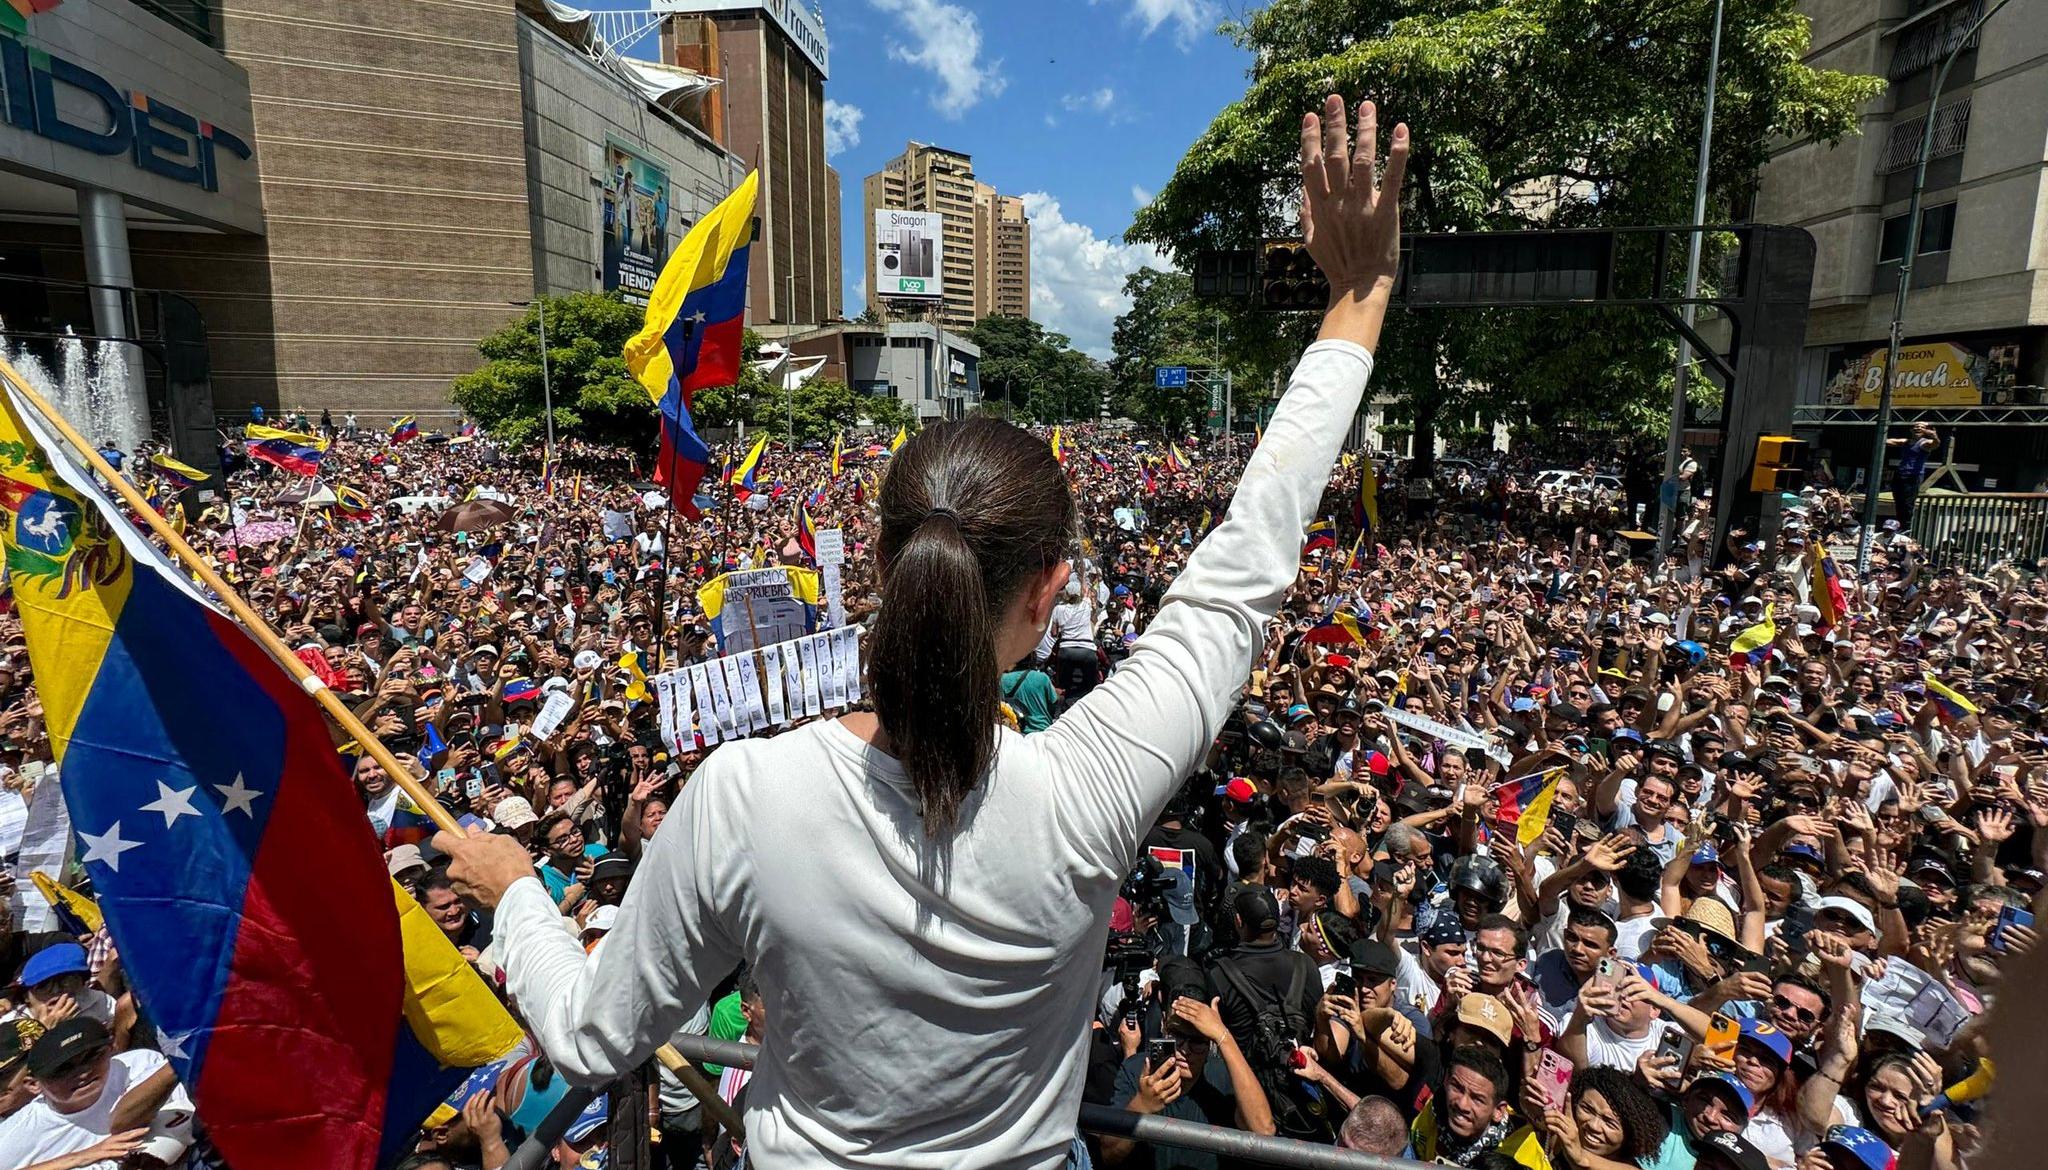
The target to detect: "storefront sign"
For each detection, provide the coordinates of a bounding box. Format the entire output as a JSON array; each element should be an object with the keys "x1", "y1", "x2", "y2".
[
  {"x1": 0, "y1": 36, "x2": 251, "y2": 192},
  {"x1": 1822, "y1": 340, "x2": 2021, "y2": 409}
]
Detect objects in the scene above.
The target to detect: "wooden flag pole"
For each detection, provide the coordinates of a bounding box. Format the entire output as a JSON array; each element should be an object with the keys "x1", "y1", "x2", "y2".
[{"x1": 0, "y1": 359, "x2": 743, "y2": 1141}]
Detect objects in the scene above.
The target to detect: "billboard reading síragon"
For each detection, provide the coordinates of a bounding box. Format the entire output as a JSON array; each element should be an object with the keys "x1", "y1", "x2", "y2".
[
  {"x1": 874, "y1": 210, "x2": 944, "y2": 301},
  {"x1": 602, "y1": 142, "x2": 672, "y2": 306}
]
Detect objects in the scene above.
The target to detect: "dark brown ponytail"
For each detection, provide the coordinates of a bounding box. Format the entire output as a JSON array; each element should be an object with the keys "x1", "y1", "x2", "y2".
[{"x1": 871, "y1": 418, "x2": 1074, "y2": 832}]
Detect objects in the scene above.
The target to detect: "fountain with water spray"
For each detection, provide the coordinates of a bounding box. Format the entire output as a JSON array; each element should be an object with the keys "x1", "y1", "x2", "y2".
[{"x1": 0, "y1": 319, "x2": 148, "y2": 455}]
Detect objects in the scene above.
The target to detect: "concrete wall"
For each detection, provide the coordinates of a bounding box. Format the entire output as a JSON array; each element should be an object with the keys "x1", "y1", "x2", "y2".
[
  {"x1": 0, "y1": 0, "x2": 260, "y2": 234},
  {"x1": 516, "y1": 15, "x2": 740, "y2": 300}
]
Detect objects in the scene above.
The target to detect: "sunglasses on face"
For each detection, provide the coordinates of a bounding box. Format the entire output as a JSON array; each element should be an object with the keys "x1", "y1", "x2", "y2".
[{"x1": 1771, "y1": 994, "x2": 1820, "y2": 1024}]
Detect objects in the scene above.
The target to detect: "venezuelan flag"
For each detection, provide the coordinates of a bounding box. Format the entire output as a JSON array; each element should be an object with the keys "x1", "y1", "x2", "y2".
[
  {"x1": 890, "y1": 424, "x2": 907, "y2": 454},
  {"x1": 1050, "y1": 427, "x2": 1066, "y2": 465},
  {"x1": 0, "y1": 376, "x2": 520, "y2": 1170},
  {"x1": 1345, "y1": 531, "x2": 1365, "y2": 571},
  {"x1": 245, "y1": 423, "x2": 327, "y2": 451},
  {"x1": 624, "y1": 170, "x2": 758, "y2": 520},
  {"x1": 31, "y1": 871, "x2": 103, "y2": 935},
  {"x1": 1092, "y1": 452, "x2": 1114, "y2": 475},
  {"x1": 571, "y1": 471, "x2": 583, "y2": 504},
  {"x1": 1924, "y1": 674, "x2": 1979, "y2": 723},
  {"x1": 1811, "y1": 545, "x2": 1846, "y2": 634},
  {"x1": 728, "y1": 434, "x2": 768, "y2": 502},
  {"x1": 244, "y1": 435, "x2": 324, "y2": 475},
  {"x1": 1163, "y1": 443, "x2": 1184, "y2": 474},
  {"x1": 1304, "y1": 517, "x2": 1338, "y2": 552},
  {"x1": 1141, "y1": 464, "x2": 1157, "y2": 495},
  {"x1": 148, "y1": 452, "x2": 209, "y2": 490},
  {"x1": 388, "y1": 416, "x2": 419, "y2": 444},
  {"x1": 334, "y1": 485, "x2": 373, "y2": 522},
  {"x1": 797, "y1": 498, "x2": 818, "y2": 561},
  {"x1": 1729, "y1": 605, "x2": 1777, "y2": 669},
  {"x1": 1357, "y1": 457, "x2": 1380, "y2": 531},
  {"x1": 698, "y1": 566, "x2": 820, "y2": 652},
  {"x1": 540, "y1": 458, "x2": 556, "y2": 499},
  {"x1": 830, "y1": 432, "x2": 844, "y2": 479},
  {"x1": 1303, "y1": 609, "x2": 1368, "y2": 646},
  {"x1": 1496, "y1": 768, "x2": 1564, "y2": 845}
]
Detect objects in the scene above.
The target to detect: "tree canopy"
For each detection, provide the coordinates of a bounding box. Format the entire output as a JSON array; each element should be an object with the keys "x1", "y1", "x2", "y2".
[
  {"x1": 1126, "y1": 0, "x2": 1883, "y2": 453},
  {"x1": 966, "y1": 315, "x2": 1113, "y2": 423}
]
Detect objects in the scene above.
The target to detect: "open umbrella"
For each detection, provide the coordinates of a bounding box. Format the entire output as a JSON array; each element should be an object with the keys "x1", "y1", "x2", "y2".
[{"x1": 436, "y1": 497, "x2": 516, "y2": 533}]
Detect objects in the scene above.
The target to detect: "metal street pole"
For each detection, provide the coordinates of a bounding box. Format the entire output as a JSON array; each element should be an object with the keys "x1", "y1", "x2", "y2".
[
  {"x1": 785, "y1": 275, "x2": 797, "y2": 441},
  {"x1": 1857, "y1": 0, "x2": 2010, "y2": 575},
  {"x1": 511, "y1": 299, "x2": 556, "y2": 463},
  {"x1": 1654, "y1": 0, "x2": 1725, "y2": 573}
]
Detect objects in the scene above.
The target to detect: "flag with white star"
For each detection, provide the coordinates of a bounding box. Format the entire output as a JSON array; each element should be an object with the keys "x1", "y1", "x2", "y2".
[{"x1": 0, "y1": 370, "x2": 521, "y2": 1170}]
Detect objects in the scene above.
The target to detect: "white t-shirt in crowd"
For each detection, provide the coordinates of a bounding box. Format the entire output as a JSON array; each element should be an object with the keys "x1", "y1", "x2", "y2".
[
  {"x1": 1582, "y1": 1015, "x2": 1676, "y2": 1073},
  {"x1": 0, "y1": 1048, "x2": 192, "y2": 1170},
  {"x1": 1615, "y1": 913, "x2": 1661, "y2": 962},
  {"x1": 492, "y1": 341, "x2": 1380, "y2": 1170},
  {"x1": 1395, "y1": 943, "x2": 1444, "y2": 1017}
]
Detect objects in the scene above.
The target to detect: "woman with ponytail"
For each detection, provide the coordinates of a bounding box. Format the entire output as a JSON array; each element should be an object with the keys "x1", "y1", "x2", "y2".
[{"x1": 440, "y1": 94, "x2": 1411, "y2": 1168}]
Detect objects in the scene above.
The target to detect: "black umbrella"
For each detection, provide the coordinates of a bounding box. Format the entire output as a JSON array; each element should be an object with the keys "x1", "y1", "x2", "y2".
[{"x1": 435, "y1": 498, "x2": 516, "y2": 533}]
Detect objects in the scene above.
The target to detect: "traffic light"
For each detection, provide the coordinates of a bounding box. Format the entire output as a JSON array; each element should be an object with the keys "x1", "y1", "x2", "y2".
[
  {"x1": 1192, "y1": 249, "x2": 1257, "y2": 298},
  {"x1": 1260, "y1": 239, "x2": 1327, "y2": 310},
  {"x1": 1749, "y1": 435, "x2": 1807, "y2": 493}
]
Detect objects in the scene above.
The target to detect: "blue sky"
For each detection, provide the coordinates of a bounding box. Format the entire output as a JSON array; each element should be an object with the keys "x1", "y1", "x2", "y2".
[{"x1": 816, "y1": 0, "x2": 1254, "y2": 357}]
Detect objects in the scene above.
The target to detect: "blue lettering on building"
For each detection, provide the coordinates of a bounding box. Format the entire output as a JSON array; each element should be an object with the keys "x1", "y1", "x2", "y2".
[{"x1": 0, "y1": 35, "x2": 250, "y2": 193}]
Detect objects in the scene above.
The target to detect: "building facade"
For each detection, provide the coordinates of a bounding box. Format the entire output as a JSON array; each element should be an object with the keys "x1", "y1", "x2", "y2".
[
  {"x1": 662, "y1": 0, "x2": 840, "y2": 328},
  {"x1": 973, "y1": 182, "x2": 1030, "y2": 320},
  {"x1": 0, "y1": 0, "x2": 803, "y2": 438},
  {"x1": 863, "y1": 142, "x2": 987, "y2": 331},
  {"x1": 787, "y1": 320, "x2": 979, "y2": 422},
  {"x1": 1756, "y1": 0, "x2": 2048, "y2": 487}
]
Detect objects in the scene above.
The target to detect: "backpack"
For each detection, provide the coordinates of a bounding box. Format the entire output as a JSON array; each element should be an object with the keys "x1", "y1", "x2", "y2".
[{"x1": 1212, "y1": 956, "x2": 1335, "y2": 1142}]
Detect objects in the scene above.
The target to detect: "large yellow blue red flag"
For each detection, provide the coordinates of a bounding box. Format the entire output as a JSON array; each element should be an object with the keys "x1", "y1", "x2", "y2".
[
  {"x1": 728, "y1": 434, "x2": 768, "y2": 501},
  {"x1": 624, "y1": 169, "x2": 759, "y2": 519},
  {"x1": 1924, "y1": 674, "x2": 1979, "y2": 723},
  {"x1": 1050, "y1": 427, "x2": 1066, "y2": 465},
  {"x1": 1810, "y1": 544, "x2": 1846, "y2": 633},
  {"x1": 0, "y1": 369, "x2": 519, "y2": 1170},
  {"x1": 1729, "y1": 604, "x2": 1777, "y2": 669}
]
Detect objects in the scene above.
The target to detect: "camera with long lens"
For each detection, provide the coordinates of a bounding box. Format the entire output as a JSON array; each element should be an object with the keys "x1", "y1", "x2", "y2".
[{"x1": 1103, "y1": 935, "x2": 1156, "y2": 1026}]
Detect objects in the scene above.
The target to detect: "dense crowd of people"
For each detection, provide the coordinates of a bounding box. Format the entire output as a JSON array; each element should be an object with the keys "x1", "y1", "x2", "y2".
[
  {"x1": 0, "y1": 397, "x2": 2035, "y2": 1169},
  {"x1": 0, "y1": 100, "x2": 2038, "y2": 1169}
]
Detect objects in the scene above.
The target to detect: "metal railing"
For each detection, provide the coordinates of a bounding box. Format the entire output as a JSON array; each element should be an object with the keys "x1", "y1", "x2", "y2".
[
  {"x1": 1909, "y1": 490, "x2": 2048, "y2": 571},
  {"x1": 647, "y1": 1033, "x2": 1431, "y2": 1170}
]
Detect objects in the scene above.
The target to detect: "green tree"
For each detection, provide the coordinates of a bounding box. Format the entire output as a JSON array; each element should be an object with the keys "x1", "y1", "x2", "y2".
[
  {"x1": 1128, "y1": 0, "x2": 1882, "y2": 461},
  {"x1": 1108, "y1": 267, "x2": 1292, "y2": 432},
  {"x1": 968, "y1": 314, "x2": 1052, "y2": 418},
  {"x1": 451, "y1": 293, "x2": 772, "y2": 450},
  {"x1": 747, "y1": 378, "x2": 912, "y2": 442}
]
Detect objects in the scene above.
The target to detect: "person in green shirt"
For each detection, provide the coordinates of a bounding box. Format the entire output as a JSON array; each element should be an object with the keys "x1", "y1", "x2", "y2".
[{"x1": 1000, "y1": 666, "x2": 1058, "y2": 733}]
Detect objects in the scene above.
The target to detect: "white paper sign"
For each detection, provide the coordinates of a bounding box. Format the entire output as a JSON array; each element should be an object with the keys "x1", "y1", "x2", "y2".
[
  {"x1": 462, "y1": 557, "x2": 493, "y2": 585},
  {"x1": 718, "y1": 655, "x2": 753, "y2": 737},
  {"x1": 669, "y1": 669, "x2": 695, "y2": 754},
  {"x1": 781, "y1": 638, "x2": 805, "y2": 720},
  {"x1": 737, "y1": 653, "x2": 769, "y2": 729},
  {"x1": 530, "y1": 689, "x2": 576, "y2": 741},
  {"x1": 796, "y1": 635, "x2": 823, "y2": 717},
  {"x1": 760, "y1": 644, "x2": 788, "y2": 725},
  {"x1": 821, "y1": 562, "x2": 845, "y2": 629},
  {"x1": 1862, "y1": 958, "x2": 1969, "y2": 1049},
  {"x1": 1380, "y1": 704, "x2": 1514, "y2": 768},
  {"x1": 602, "y1": 510, "x2": 635, "y2": 541},
  {"x1": 820, "y1": 633, "x2": 847, "y2": 709},
  {"x1": 654, "y1": 671, "x2": 681, "y2": 754},
  {"x1": 11, "y1": 770, "x2": 71, "y2": 934},
  {"x1": 838, "y1": 626, "x2": 863, "y2": 703},
  {"x1": 708, "y1": 659, "x2": 740, "y2": 738},
  {"x1": 689, "y1": 663, "x2": 721, "y2": 747},
  {"x1": 814, "y1": 528, "x2": 845, "y2": 566}
]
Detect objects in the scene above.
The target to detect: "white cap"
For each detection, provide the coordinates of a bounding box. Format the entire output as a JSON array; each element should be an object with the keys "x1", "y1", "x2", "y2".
[
  {"x1": 1815, "y1": 895, "x2": 1878, "y2": 936},
  {"x1": 1646, "y1": 612, "x2": 1673, "y2": 626},
  {"x1": 581, "y1": 904, "x2": 620, "y2": 936},
  {"x1": 573, "y1": 649, "x2": 603, "y2": 671}
]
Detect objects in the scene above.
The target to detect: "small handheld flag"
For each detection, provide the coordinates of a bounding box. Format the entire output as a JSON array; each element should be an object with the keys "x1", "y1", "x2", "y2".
[
  {"x1": 388, "y1": 416, "x2": 419, "y2": 444},
  {"x1": 1304, "y1": 517, "x2": 1338, "y2": 552},
  {"x1": 1924, "y1": 674, "x2": 1978, "y2": 722},
  {"x1": 729, "y1": 435, "x2": 768, "y2": 501},
  {"x1": 830, "y1": 433, "x2": 844, "y2": 480},
  {"x1": 1303, "y1": 609, "x2": 1368, "y2": 646},
  {"x1": 1050, "y1": 427, "x2": 1067, "y2": 465},
  {"x1": 1495, "y1": 769, "x2": 1564, "y2": 845},
  {"x1": 1358, "y1": 457, "x2": 1380, "y2": 532},
  {"x1": 148, "y1": 452, "x2": 209, "y2": 490},
  {"x1": 797, "y1": 498, "x2": 818, "y2": 561},
  {"x1": 1811, "y1": 545, "x2": 1846, "y2": 633},
  {"x1": 890, "y1": 425, "x2": 907, "y2": 453},
  {"x1": 1729, "y1": 605, "x2": 1777, "y2": 669}
]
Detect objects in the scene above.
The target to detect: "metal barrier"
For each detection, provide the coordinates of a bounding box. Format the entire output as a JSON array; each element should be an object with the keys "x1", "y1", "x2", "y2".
[
  {"x1": 1909, "y1": 491, "x2": 2048, "y2": 572},
  {"x1": 659, "y1": 1033, "x2": 1431, "y2": 1170}
]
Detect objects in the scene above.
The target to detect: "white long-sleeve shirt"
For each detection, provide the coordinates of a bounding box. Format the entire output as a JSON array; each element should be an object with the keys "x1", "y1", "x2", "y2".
[{"x1": 494, "y1": 340, "x2": 1377, "y2": 1168}]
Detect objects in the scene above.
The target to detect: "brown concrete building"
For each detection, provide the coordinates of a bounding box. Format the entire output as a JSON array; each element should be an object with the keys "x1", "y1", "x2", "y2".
[
  {"x1": 973, "y1": 182, "x2": 1030, "y2": 320},
  {"x1": 863, "y1": 142, "x2": 979, "y2": 331},
  {"x1": 662, "y1": 1, "x2": 840, "y2": 329}
]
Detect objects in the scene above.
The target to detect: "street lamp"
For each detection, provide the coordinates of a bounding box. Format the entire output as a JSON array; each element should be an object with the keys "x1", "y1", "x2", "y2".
[
  {"x1": 1856, "y1": 0, "x2": 2012, "y2": 575},
  {"x1": 1654, "y1": 0, "x2": 1726, "y2": 571},
  {"x1": 508, "y1": 299, "x2": 555, "y2": 463}
]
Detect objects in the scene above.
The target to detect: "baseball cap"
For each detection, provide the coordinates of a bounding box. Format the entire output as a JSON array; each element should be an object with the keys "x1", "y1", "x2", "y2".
[
  {"x1": 1694, "y1": 1130, "x2": 1769, "y2": 1170},
  {"x1": 26, "y1": 1017, "x2": 112, "y2": 1079},
  {"x1": 1687, "y1": 1070, "x2": 1756, "y2": 1117},
  {"x1": 1235, "y1": 886, "x2": 1281, "y2": 936},
  {"x1": 492, "y1": 796, "x2": 540, "y2": 829},
  {"x1": 1819, "y1": 1126, "x2": 1892, "y2": 1170},
  {"x1": 1347, "y1": 939, "x2": 1401, "y2": 981},
  {"x1": 1455, "y1": 993, "x2": 1514, "y2": 1046},
  {"x1": 1815, "y1": 895, "x2": 1878, "y2": 936},
  {"x1": 1738, "y1": 1017, "x2": 1793, "y2": 1064},
  {"x1": 588, "y1": 856, "x2": 635, "y2": 884},
  {"x1": 1690, "y1": 843, "x2": 1722, "y2": 868},
  {"x1": 20, "y1": 943, "x2": 89, "y2": 988},
  {"x1": 385, "y1": 844, "x2": 428, "y2": 878},
  {"x1": 0, "y1": 1017, "x2": 45, "y2": 1076},
  {"x1": 580, "y1": 905, "x2": 620, "y2": 937},
  {"x1": 1214, "y1": 777, "x2": 1260, "y2": 804}
]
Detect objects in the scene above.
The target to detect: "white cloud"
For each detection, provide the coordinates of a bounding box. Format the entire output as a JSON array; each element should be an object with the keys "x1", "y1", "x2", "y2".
[
  {"x1": 1022, "y1": 191, "x2": 1165, "y2": 360},
  {"x1": 1094, "y1": 0, "x2": 1216, "y2": 43},
  {"x1": 1131, "y1": 183, "x2": 1153, "y2": 207},
  {"x1": 869, "y1": 0, "x2": 1006, "y2": 116},
  {"x1": 823, "y1": 100, "x2": 864, "y2": 158},
  {"x1": 1060, "y1": 87, "x2": 1116, "y2": 113}
]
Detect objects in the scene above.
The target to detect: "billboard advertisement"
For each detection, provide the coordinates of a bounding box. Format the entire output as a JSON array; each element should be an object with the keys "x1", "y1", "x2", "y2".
[
  {"x1": 874, "y1": 209, "x2": 944, "y2": 300},
  {"x1": 1821, "y1": 340, "x2": 2022, "y2": 408},
  {"x1": 602, "y1": 141, "x2": 672, "y2": 306}
]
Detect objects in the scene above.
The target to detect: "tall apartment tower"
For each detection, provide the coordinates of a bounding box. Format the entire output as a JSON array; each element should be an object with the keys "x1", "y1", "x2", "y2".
[
  {"x1": 863, "y1": 142, "x2": 981, "y2": 330},
  {"x1": 974, "y1": 183, "x2": 1032, "y2": 320},
  {"x1": 663, "y1": 2, "x2": 841, "y2": 327}
]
